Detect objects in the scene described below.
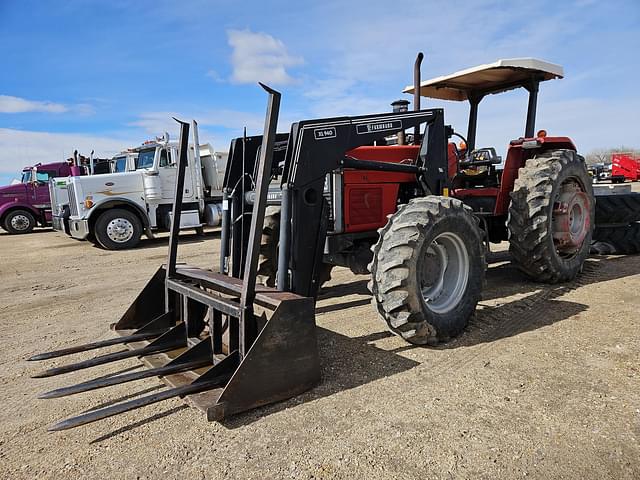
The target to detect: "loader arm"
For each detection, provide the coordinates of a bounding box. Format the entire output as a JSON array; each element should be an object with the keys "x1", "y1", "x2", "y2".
[{"x1": 281, "y1": 109, "x2": 448, "y2": 297}]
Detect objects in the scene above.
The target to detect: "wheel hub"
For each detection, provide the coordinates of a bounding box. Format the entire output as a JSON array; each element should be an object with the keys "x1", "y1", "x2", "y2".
[
  {"x1": 552, "y1": 180, "x2": 590, "y2": 255},
  {"x1": 11, "y1": 214, "x2": 30, "y2": 231},
  {"x1": 106, "y1": 218, "x2": 134, "y2": 243},
  {"x1": 420, "y1": 232, "x2": 470, "y2": 314}
]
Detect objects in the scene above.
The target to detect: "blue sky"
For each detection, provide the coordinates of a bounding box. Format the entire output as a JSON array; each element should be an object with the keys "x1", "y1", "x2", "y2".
[{"x1": 1, "y1": 0, "x2": 639, "y2": 184}]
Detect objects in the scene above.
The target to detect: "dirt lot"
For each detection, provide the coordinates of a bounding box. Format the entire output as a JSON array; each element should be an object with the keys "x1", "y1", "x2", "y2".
[{"x1": 1, "y1": 226, "x2": 639, "y2": 479}]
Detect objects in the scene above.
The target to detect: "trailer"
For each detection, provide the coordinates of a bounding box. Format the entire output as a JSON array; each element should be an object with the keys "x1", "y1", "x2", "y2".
[
  {"x1": 611, "y1": 153, "x2": 640, "y2": 183},
  {"x1": 63, "y1": 123, "x2": 228, "y2": 249}
]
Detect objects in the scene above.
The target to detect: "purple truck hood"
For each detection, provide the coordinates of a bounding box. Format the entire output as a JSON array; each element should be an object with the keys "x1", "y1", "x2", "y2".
[{"x1": 0, "y1": 183, "x2": 27, "y2": 196}]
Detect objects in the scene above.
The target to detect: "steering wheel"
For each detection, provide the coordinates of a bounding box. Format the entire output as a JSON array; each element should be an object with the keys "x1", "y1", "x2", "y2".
[{"x1": 450, "y1": 131, "x2": 468, "y2": 159}]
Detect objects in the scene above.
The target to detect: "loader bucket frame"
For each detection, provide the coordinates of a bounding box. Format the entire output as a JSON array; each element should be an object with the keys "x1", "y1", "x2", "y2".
[
  {"x1": 31, "y1": 85, "x2": 321, "y2": 431},
  {"x1": 220, "y1": 108, "x2": 449, "y2": 298}
]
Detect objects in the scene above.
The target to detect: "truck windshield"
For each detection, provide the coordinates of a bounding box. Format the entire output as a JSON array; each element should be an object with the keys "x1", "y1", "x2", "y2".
[
  {"x1": 21, "y1": 170, "x2": 32, "y2": 183},
  {"x1": 136, "y1": 149, "x2": 155, "y2": 169}
]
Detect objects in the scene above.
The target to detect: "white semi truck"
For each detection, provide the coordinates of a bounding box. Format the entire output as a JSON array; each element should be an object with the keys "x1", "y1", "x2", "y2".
[
  {"x1": 63, "y1": 122, "x2": 228, "y2": 249},
  {"x1": 50, "y1": 151, "x2": 139, "y2": 234}
]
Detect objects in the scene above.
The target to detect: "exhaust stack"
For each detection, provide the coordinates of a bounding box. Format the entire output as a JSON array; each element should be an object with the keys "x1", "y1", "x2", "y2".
[{"x1": 413, "y1": 52, "x2": 424, "y2": 143}]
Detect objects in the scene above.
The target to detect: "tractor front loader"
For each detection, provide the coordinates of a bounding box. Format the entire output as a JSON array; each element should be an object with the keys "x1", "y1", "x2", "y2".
[
  {"x1": 31, "y1": 86, "x2": 321, "y2": 431},
  {"x1": 32, "y1": 55, "x2": 602, "y2": 430}
]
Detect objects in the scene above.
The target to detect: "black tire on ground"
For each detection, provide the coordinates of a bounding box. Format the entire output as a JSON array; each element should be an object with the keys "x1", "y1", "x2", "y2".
[
  {"x1": 508, "y1": 149, "x2": 594, "y2": 283},
  {"x1": 3, "y1": 209, "x2": 36, "y2": 234},
  {"x1": 594, "y1": 193, "x2": 640, "y2": 226},
  {"x1": 592, "y1": 222, "x2": 640, "y2": 254},
  {"x1": 94, "y1": 208, "x2": 143, "y2": 250},
  {"x1": 368, "y1": 196, "x2": 486, "y2": 345},
  {"x1": 257, "y1": 206, "x2": 282, "y2": 287},
  {"x1": 257, "y1": 206, "x2": 333, "y2": 289}
]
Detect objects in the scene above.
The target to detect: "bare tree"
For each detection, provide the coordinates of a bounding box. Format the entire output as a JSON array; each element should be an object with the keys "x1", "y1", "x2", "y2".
[{"x1": 585, "y1": 146, "x2": 640, "y2": 165}]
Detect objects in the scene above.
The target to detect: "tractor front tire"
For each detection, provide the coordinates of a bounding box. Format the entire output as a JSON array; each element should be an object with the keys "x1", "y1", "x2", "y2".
[
  {"x1": 508, "y1": 149, "x2": 594, "y2": 283},
  {"x1": 257, "y1": 206, "x2": 333, "y2": 290},
  {"x1": 3, "y1": 209, "x2": 36, "y2": 234},
  {"x1": 94, "y1": 208, "x2": 142, "y2": 250},
  {"x1": 368, "y1": 196, "x2": 486, "y2": 345}
]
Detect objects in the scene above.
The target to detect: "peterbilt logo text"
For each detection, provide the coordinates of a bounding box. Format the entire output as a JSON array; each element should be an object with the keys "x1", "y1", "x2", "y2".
[
  {"x1": 314, "y1": 127, "x2": 336, "y2": 140},
  {"x1": 356, "y1": 120, "x2": 403, "y2": 134}
]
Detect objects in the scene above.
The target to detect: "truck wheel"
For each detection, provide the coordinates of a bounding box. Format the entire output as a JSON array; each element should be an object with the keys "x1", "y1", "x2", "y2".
[
  {"x1": 594, "y1": 193, "x2": 640, "y2": 226},
  {"x1": 3, "y1": 209, "x2": 36, "y2": 234},
  {"x1": 257, "y1": 206, "x2": 333, "y2": 289},
  {"x1": 592, "y1": 222, "x2": 640, "y2": 254},
  {"x1": 508, "y1": 149, "x2": 594, "y2": 283},
  {"x1": 368, "y1": 196, "x2": 486, "y2": 345},
  {"x1": 94, "y1": 208, "x2": 142, "y2": 250}
]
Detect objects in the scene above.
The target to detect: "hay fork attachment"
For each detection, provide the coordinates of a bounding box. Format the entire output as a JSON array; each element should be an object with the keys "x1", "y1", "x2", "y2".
[{"x1": 31, "y1": 85, "x2": 320, "y2": 431}]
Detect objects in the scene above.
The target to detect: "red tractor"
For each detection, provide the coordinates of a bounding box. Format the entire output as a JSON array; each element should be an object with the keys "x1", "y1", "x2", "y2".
[
  {"x1": 32, "y1": 56, "x2": 600, "y2": 429},
  {"x1": 246, "y1": 56, "x2": 594, "y2": 344}
]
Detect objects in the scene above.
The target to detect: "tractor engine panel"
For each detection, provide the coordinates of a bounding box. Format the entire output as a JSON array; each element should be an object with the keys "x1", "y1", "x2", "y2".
[{"x1": 342, "y1": 146, "x2": 419, "y2": 233}]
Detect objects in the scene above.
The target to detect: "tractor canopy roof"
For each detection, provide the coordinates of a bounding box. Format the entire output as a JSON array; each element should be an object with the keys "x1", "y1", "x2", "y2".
[{"x1": 404, "y1": 58, "x2": 563, "y2": 101}]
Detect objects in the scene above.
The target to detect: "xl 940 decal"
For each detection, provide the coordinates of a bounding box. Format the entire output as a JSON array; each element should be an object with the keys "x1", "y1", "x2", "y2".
[{"x1": 314, "y1": 127, "x2": 336, "y2": 140}]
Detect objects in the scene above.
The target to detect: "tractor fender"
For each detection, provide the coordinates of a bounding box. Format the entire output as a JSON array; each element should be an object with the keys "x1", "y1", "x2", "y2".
[
  {"x1": 537, "y1": 136, "x2": 576, "y2": 152},
  {"x1": 0, "y1": 200, "x2": 42, "y2": 224},
  {"x1": 86, "y1": 197, "x2": 152, "y2": 237}
]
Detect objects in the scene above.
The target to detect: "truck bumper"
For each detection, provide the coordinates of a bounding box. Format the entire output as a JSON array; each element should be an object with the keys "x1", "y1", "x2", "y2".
[
  {"x1": 52, "y1": 206, "x2": 71, "y2": 235},
  {"x1": 52, "y1": 216, "x2": 65, "y2": 232},
  {"x1": 69, "y1": 218, "x2": 90, "y2": 240}
]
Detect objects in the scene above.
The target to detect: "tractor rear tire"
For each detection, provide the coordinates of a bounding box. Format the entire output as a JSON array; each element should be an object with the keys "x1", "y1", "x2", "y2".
[
  {"x1": 257, "y1": 206, "x2": 333, "y2": 289},
  {"x1": 508, "y1": 149, "x2": 594, "y2": 283},
  {"x1": 368, "y1": 196, "x2": 486, "y2": 345},
  {"x1": 592, "y1": 222, "x2": 640, "y2": 254}
]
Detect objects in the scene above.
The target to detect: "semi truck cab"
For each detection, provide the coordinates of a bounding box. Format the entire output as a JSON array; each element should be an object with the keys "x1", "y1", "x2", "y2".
[
  {"x1": 0, "y1": 162, "x2": 72, "y2": 234},
  {"x1": 64, "y1": 124, "x2": 228, "y2": 249}
]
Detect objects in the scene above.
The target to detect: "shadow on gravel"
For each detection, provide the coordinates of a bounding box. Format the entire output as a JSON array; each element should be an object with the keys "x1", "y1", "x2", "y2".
[
  {"x1": 0, "y1": 227, "x2": 54, "y2": 236},
  {"x1": 219, "y1": 327, "x2": 421, "y2": 430},
  {"x1": 127, "y1": 229, "x2": 221, "y2": 250},
  {"x1": 425, "y1": 255, "x2": 639, "y2": 350},
  {"x1": 90, "y1": 405, "x2": 189, "y2": 444},
  {"x1": 318, "y1": 278, "x2": 370, "y2": 298},
  {"x1": 88, "y1": 255, "x2": 640, "y2": 437}
]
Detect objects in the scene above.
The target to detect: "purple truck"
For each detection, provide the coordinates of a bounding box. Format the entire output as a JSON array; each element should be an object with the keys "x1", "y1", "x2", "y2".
[{"x1": 0, "y1": 162, "x2": 72, "y2": 234}]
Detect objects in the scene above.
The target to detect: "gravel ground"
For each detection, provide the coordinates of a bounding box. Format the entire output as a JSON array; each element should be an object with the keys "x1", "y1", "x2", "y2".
[{"x1": 0, "y1": 227, "x2": 639, "y2": 479}]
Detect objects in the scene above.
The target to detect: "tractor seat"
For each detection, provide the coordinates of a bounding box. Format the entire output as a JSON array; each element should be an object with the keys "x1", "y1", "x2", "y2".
[
  {"x1": 458, "y1": 147, "x2": 502, "y2": 169},
  {"x1": 452, "y1": 147, "x2": 502, "y2": 190},
  {"x1": 451, "y1": 169, "x2": 491, "y2": 189}
]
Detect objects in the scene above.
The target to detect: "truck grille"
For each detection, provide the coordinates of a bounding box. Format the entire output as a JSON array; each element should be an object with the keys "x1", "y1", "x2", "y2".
[
  {"x1": 48, "y1": 182, "x2": 57, "y2": 210},
  {"x1": 67, "y1": 182, "x2": 78, "y2": 216}
]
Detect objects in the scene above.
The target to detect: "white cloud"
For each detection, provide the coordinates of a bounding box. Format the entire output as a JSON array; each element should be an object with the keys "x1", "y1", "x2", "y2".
[
  {"x1": 129, "y1": 109, "x2": 266, "y2": 135},
  {"x1": 227, "y1": 29, "x2": 303, "y2": 85},
  {"x1": 0, "y1": 129, "x2": 137, "y2": 178},
  {"x1": 0, "y1": 95, "x2": 68, "y2": 114},
  {"x1": 0, "y1": 95, "x2": 96, "y2": 115}
]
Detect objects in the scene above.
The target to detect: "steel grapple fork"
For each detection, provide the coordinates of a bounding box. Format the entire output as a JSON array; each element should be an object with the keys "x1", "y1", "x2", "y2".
[{"x1": 30, "y1": 85, "x2": 320, "y2": 431}]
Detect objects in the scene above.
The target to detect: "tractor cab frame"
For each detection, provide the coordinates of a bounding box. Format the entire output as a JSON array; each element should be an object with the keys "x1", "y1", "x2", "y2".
[{"x1": 406, "y1": 58, "x2": 576, "y2": 240}]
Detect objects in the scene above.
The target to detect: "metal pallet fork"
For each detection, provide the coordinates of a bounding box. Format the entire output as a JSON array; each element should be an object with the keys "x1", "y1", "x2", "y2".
[{"x1": 32, "y1": 84, "x2": 320, "y2": 431}]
